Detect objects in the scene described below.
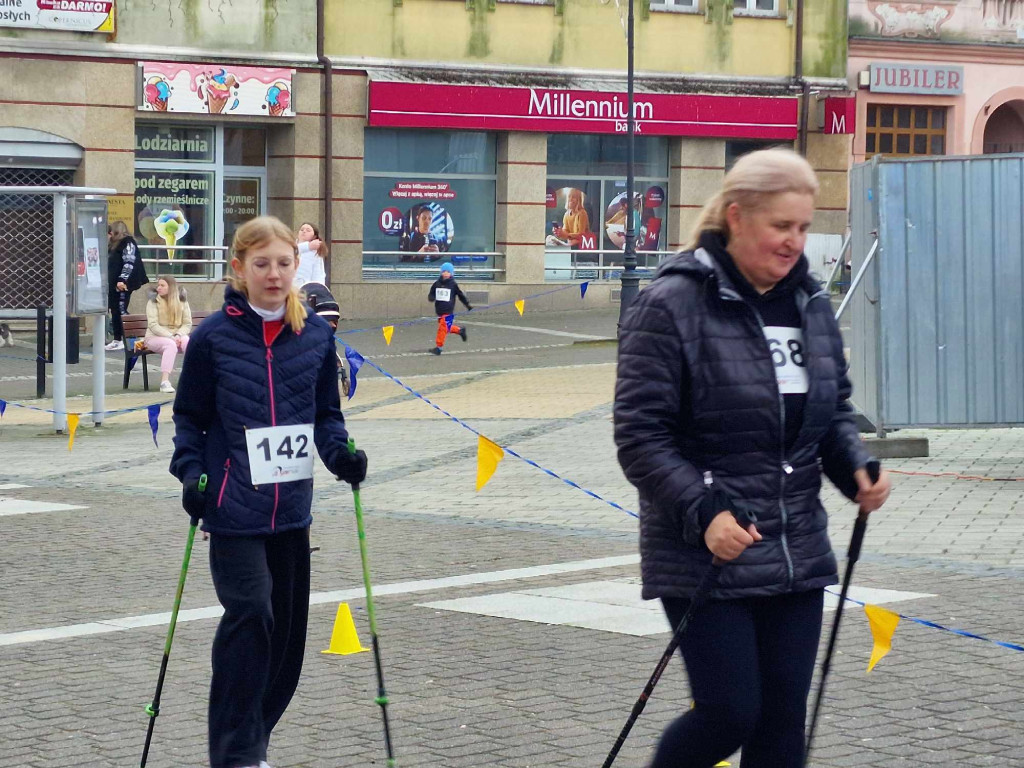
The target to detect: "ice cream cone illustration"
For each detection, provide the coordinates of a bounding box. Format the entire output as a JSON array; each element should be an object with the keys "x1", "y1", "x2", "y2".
[
  {"x1": 153, "y1": 210, "x2": 189, "y2": 259},
  {"x1": 204, "y1": 69, "x2": 237, "y2": 114},
  {"x1": 144, "y1": 76, "x2": 171, "y2": 112},
  {"x1": 266, "y1": 82, "x2": 291, "y2": 117}
]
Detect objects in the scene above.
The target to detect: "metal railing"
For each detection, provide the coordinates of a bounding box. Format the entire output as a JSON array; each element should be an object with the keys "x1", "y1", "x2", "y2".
[
  {"x1": 362, "y1": 251, "x2": 503, "y2": 281},
  {"x1": 544, "y1": 249, "x2": 676, "y2": 280},
  {"x1": 139, "y1": 245, "x2": 229, "y2": 282}
]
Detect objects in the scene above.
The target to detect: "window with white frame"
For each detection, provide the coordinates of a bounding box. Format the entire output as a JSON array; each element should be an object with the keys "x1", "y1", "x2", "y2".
[
  {"x1": 652, "y1": 0, "x2": 699, "y2": 11},
  {"x1": 734, "y1": 0, "x2": 779, "y2": 15}
]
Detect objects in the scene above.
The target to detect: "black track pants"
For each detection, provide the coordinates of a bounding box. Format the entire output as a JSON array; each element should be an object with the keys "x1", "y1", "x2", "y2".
[
  {"x1": 650, "y1": 589, "x2": 824, "y2": 768},
  {"x1": 208, "y1": 527, "x2": 311, "y2": 768}
]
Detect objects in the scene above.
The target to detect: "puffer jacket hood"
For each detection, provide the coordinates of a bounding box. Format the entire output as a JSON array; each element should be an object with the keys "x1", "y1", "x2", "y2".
[
  {"x1": 169, "y1": 284, "x2": 353, "y2": 536},
  {"x1": 614, "y1": 246, "x2": 877, "y2": 601}
]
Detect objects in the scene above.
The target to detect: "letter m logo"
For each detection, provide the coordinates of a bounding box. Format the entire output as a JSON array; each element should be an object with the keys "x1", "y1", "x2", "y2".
[{"x1": 824, "y1": 97, "x2": 856, "y2": 135}]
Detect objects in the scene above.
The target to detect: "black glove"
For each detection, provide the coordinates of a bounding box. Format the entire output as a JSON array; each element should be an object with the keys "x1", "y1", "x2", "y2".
[
  {"x1": 182, "y1": 476, "x2": 207, "y2": 523},
  {"x1": 336, "y1": 449, "x2": 368, "y2": 486},
  {"x1": 465, "y1": 304, "x2": 474, "y2": 311}
]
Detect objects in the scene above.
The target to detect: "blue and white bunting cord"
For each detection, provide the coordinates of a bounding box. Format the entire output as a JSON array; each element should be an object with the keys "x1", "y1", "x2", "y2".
[
  {"x1": 336, "y1": 282, "x2": 590, "y2": 338},
  {"x1": 0, "y1": 352, "x2": 49, "y2": 364},
  {"x1": 827, "y1": 588, "x2": 1024, "y2": 655},
  {"x1": 339, "y1": 340, "x2": 637, "y2": 519}
]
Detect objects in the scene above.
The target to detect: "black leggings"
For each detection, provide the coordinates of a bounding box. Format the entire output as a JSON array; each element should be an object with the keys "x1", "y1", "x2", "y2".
[
  {"x1": 208, "y1": 527, "x2": 311, "y2": 768},
  {"x1": 651, "y1": 589, "x2": 824, "y2": 768},
  {"x1": 108, "y1": 288, "x2": 133, "y2": 341}
]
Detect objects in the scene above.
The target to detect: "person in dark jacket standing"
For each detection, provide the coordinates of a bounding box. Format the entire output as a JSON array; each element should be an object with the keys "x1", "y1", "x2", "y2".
[
  {"x1": 170, "y1": 215, "x2": 368, "y2": 768},
  {"x1": 614, "y1": 149, "x2": 891, "y2": 768},
  {"x1": 105, "y1": 220, "x2": 149, "y2": 351},
  {"x1": 427, "y1": 261, "x2": 472, "y2": 355}
]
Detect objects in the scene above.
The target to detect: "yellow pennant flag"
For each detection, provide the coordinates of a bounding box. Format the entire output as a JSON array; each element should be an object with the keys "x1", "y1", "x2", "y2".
[
  {"x1": 382, "y1": 325, "x2": 394, "y2": 346},
  {"x1": 67, "y1": 413, "x2": 80, "y2": 451},
  {"x1": 476, "y1": 435, "x2": 505, "y2": 491},
  {"x1": 864, "y1": 604, "x2": 900, "y2": 672},
  {"x1": 515, "y1": 299, "x2": 525, "y2": 316}
]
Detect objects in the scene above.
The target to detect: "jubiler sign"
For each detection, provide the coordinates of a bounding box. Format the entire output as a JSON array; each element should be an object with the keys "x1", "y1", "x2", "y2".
[
  {"x1": 368, "y1": 82, "x2": 797, "y2": 140},
  {"x1": 868, "y1": 62, "x2": 964, "y2": 96}
]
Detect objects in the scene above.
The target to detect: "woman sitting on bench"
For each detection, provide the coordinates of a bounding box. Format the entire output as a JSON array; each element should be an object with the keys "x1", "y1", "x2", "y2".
[{"x1": 145, "y1": 274, "x2": 193, "y2": 394}]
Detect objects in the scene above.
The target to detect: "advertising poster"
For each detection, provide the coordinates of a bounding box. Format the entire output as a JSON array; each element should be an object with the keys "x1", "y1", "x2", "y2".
[
  {"x1": 134, "y1": 170, "x2": 211, "y2": 274},
  {"x1": 138, "y1": 62, "x2": 295, "y2": 118},
  {"x1": 84, "y1": 237, "x2": 101, "y2": 287},
  {"x1": 545, "y1": 186, "x2": 598, "y2": 251},
  {"x1": 604, "y1": 185, "x2": 665, "y2": 251},
  {"x1": 0, "y1": 0, "x2": 114, "y2": 32}
]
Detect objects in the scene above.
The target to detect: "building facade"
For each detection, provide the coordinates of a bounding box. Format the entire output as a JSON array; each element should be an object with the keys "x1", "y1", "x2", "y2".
[
  {"x1": 848, "y1": 0, "x2": 1024, "y2": 165},
  {"x1": 1, "y1": 0, "x2": 850, "y2": 317}
]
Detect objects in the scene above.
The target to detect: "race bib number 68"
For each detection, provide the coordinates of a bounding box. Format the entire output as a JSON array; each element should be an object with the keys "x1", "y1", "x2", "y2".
[{"x1": 245, "y1": 424, "x2": 315, "y2": 485}]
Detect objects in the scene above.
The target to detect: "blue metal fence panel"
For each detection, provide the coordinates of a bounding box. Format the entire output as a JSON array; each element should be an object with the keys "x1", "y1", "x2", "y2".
[{"x1": 852, "y1": 153, "x2": 1024, "y2": 428}]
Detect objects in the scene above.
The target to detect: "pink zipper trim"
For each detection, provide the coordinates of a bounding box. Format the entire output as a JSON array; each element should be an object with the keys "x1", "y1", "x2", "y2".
[
  {"x1": 217, "y1": 459, "x2": 231, "y2": 507},
  {"x1": 266, "y1": 344, "x2": 279, "y2": 530}
]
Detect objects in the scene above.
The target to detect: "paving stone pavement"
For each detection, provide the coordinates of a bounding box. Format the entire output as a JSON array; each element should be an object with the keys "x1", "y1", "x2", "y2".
[{"x1": 1, "y1": 353, "x2": 1023, "y2": 768}]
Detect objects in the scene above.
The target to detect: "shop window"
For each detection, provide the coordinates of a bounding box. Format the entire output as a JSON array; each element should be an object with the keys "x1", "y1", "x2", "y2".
[
  {"x1": 725, "y1": 139, "x2": 787, "y2": 171},
  {"x1": 734, "y1": 0, "x2": 779, "y2": 15},
  {"x1": 545, "y1": 135, "x2": 669, "y2": 280},
  {"x1": 363, "y1": 129, "x2": 498, "y2": 279},
  {"x1": 864, "y1": 105, "x2": 947, "y2": 158},
  {"x1": 652, "y1": 0, "x2": 699, "y2": 11},
  {"x1": 134, "y1": 123, "x2": 267, "y2": 280}
]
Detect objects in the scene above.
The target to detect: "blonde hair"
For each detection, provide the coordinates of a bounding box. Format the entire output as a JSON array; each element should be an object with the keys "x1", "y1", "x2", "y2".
[
  {"x1": 155, "y1": 274, "x2": 184, "y2": 328},
  {"x1": 686, "y1": 148, "x2": 819, "y2": 249},
  {"x1": 109, "y1": 220, "x2": 131, "y2": 245},
  {"x1": 230, "y1": 216, "x2": 307, "y2": 331}
]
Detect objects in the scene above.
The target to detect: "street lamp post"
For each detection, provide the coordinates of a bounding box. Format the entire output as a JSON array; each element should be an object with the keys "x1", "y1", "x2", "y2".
[{"x1": 618, "y1": 0, "x2": 639, "y2": 324}]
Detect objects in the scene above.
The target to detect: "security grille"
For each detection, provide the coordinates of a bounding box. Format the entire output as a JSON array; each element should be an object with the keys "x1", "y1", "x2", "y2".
[{"x1": 0, "y1": 168, "x2": 75, "y2": 310}]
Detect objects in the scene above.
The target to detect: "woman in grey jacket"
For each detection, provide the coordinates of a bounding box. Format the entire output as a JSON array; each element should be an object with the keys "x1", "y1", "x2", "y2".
[{"x1": 614, "y1": 149, "x2": 891, "y2": 768}]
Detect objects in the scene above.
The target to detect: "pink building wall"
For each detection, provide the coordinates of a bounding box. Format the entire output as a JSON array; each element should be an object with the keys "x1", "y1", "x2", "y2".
[{"x1": 848, "y1": 41, "x2": 1024, "y2": 163}]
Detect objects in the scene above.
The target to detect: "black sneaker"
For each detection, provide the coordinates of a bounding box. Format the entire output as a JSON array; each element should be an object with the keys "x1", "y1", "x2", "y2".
[
  {"x1": 430, "y1": 346, "x2": 442, "y2": 355},
  {"x1": 458, "y1": 326, "x2": 467, "y2": 342}
]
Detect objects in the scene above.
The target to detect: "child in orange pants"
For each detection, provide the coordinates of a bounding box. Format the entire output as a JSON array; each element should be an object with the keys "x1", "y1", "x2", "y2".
[{"x1": 428, "y1": 261, "x2": 472, "y2": 354}]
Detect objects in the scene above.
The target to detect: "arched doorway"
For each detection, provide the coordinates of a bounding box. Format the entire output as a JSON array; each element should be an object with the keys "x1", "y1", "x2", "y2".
[
  {"x1": 0, "y1": 128, "x2": 83, "y2": 311},
  {"x1": 982, "y1": 101, "x2": 1024, "y2": 154}
]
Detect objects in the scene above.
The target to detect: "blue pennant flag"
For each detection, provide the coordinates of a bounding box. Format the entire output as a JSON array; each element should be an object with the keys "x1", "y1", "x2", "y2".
[
  {"x1": 444, "y1": 314, "x2": 454, "y2": 332},
  {"x1": 344, "y1": 345, "x2": 365, "y2": 401},
  {"x1": 147, "y1": 404, "x2": 161, "y2": 447},
  {"x1": 0, "y1": 399, "x2": 6, "y2": 418},
  {"x1": 126, "y1": 354, "x2": 139, "y2": 374},
  {"x1": 580, "y1": 281, "x2": 589, "y2": 299}
]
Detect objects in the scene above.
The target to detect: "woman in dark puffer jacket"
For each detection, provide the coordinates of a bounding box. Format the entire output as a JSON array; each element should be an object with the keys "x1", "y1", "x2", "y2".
[{"x1": 614, "y1": 149, "x2": 891, "y2": 768}]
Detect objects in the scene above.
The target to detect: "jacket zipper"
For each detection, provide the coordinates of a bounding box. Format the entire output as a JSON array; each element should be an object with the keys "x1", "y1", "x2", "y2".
[
  {"x1": 721, "y1": 288, "x2": 796, "y2": 589},
  {"x1": 265, "y1": 345, "x2": 279, "y2": 530},
  {"x1": 217, "y1": 459, "x2": 231, "y2": 507}
]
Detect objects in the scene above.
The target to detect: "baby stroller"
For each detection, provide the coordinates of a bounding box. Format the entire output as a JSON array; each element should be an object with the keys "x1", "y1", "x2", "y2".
[{"x1": 302, "y1": 282, "x2": 349, "y2": 396}]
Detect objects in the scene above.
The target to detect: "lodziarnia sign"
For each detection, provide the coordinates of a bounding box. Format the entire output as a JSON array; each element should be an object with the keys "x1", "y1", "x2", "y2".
[{"x1": 367, "y1": 82, "x2": 798, "y2": 140}]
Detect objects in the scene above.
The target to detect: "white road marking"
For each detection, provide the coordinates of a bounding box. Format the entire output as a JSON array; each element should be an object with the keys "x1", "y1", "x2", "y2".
[
  {"x1": 0, "y1": 554, "x2": 640, "y2": 647},
  {"x1": 0, "y1": 484, "x2": 30, "y2": 490},
  {"x1": 468, "y1": 321, "x2": 609, "y2": 341},
  {"x1": 420, "y1": 580, "x2": 937, "y2": 637},
  {"x1": 0, "y1": 497, "x2": 87, "y2": 516}
]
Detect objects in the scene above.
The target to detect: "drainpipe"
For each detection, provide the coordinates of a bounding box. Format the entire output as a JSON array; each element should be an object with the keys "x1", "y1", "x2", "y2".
[
  {"x1": 794, "y1": 0, "x2": 809, "y2": 156},
  {"x1": 317, "y1": 0, "x2": 334, "y2": 284}
]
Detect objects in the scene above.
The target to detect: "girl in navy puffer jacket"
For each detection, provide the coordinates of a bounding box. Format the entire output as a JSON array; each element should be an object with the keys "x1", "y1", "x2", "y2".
[{"x1": 170, "y1": 216, "x2": 367, "y2": 768}]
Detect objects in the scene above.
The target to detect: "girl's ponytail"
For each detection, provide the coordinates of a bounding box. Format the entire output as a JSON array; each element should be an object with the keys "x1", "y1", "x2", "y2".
[{"x1": 285, "y1": 286, "x2": 307, "y2": 332}]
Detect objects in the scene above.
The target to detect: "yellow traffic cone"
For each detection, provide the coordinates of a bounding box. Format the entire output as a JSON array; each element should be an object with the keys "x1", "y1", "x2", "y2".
[{"x1": 321, "y1": 603, "x2": 369, "y2": 655}]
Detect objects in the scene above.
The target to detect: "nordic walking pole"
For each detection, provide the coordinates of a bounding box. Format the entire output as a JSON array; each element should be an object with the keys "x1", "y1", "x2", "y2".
[
  {"x1": 804, "y1": 463, "x2": 880, "y2": 767},
  {"x1": 140, "y1": 474, "x2": 206, "y2": 768},
  {"x1": 347, "y1": 437, "x2": 396, "y2": 768},
  {"x1": 601, "y1": 557, "x2": 723, "y2": 768}
]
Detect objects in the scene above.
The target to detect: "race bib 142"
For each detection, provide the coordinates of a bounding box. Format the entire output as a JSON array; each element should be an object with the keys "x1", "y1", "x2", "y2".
[{"x1": 245, "y1": 424, "x2": 315, "y2": 485}]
